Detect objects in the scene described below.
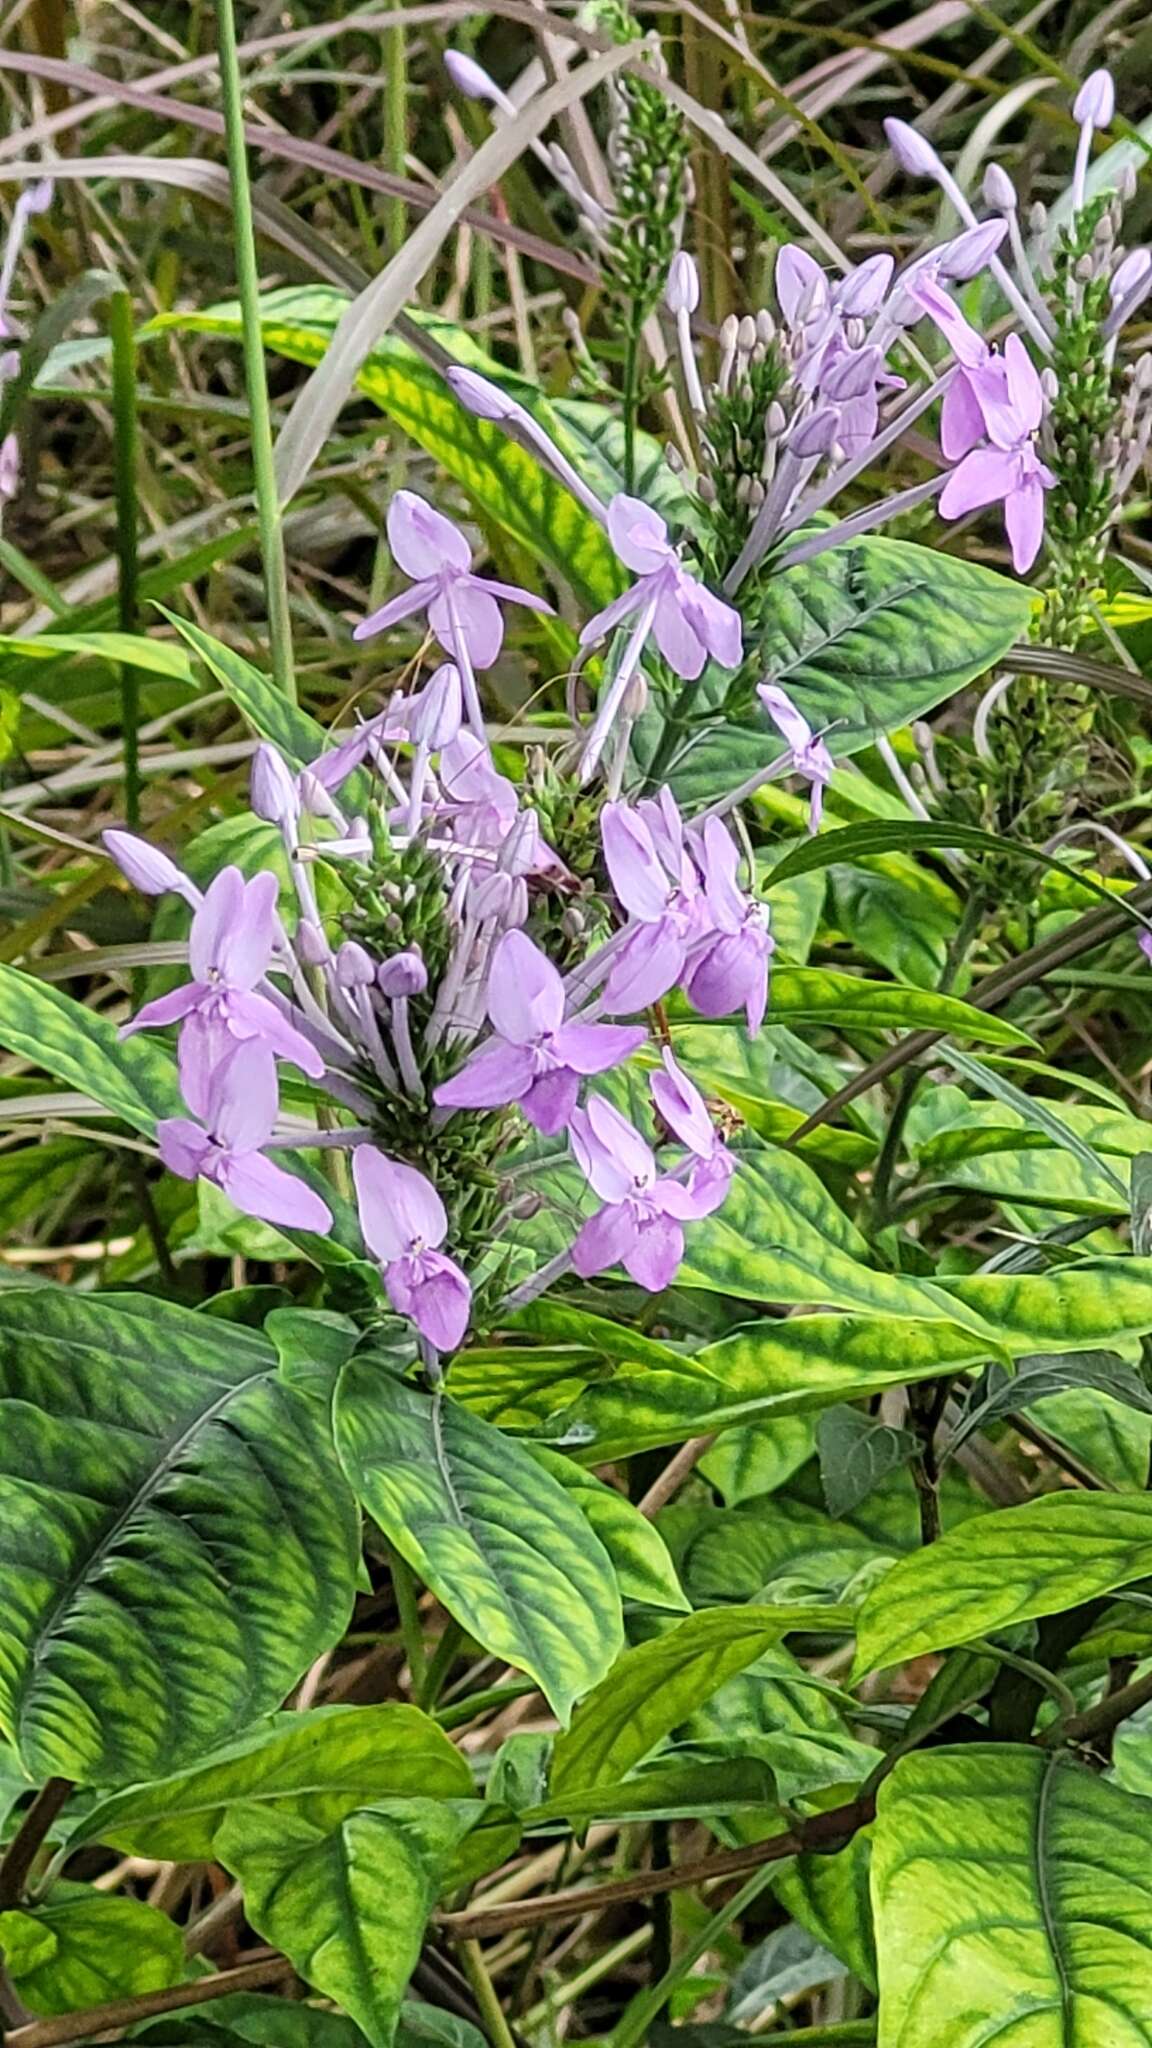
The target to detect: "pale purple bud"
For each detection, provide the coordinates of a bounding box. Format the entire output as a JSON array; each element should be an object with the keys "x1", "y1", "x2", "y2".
[
  {"x1": 103, "y1": 828, "x2": 196, "y2": 902},
  {"x1": 296, "y1": 920, "x2": 331, "y2": 966},
  {"x1": 983, "y1": 163, "x2": 1017, "y2": 214},
  {"x1": 336, "y1": 940, "x2": 376, "y2": 989},
  {"x1": 468, "y1": 870, "x2": 517, "y2": 923},
  {"x1": 444, "y1": 50, "x2": 503, "y2": 103},
  {"x1": 298, "y1": 771, "x2": 346, "y2": 825},
  {"x1": 836, "y1": 253, "x2": 894, "y2": 316},
  {"x1": 0, "y1": 348, "x2": 19, "y2": 381},
  {"x1": 884, "y1": 118, "x2": 941, "y2": 179},
  {"x1": 446, "y1": 365, "x2": 519, "y2": 422},
  {"x1": 790, "y1": 406, "x2": 840, "y2": 457},
  {"x1": 251, "y1": 742, "x2": 300, "y2": 827},
  {"x1": 1074, "y1": 69, "x2": 1115, "y2": 130},
  {"x1": 23, "y1": 179, "x2": 52, "y2": 216},
  {"x1": 665, "y1": 251, "x2": 700, "y2": 316},
  {"x1": 0, "y1": 433, "x2": 19, "y2": 502},
  {"x1": 378, "y1": 950, "x2": 428, "y2": 999},
  {"x1": 1112, "y1": 247, "x2": 1151, "y2": 304},
  {"x1": 936, "y1": 219, "x2": 1009, "y2": 280}
]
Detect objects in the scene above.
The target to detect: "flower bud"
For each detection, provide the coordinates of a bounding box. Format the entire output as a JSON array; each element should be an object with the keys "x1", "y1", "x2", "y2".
[
  {"x1": 0, "y1": 432, "x2": 20, "y2": 502},
  {"x1": 445, "y1": 364, "x2": 519, "y2": 422},
  {"x1": 1111, "y1": 247, "x2": 1151, "y2": 304},
  {"x1": 23, "y1": 179, "x2": 52, "y2": 216},
  {"x1": 408, "y1": 663, "x2": 463, "y2": 750},
  {"x1": 444, "y1": 50, "x2": 501, "y2": 103},
  {"x1": 789, "y1": 406, "x2": 840, "y2": 457},
  {"x1": 1074, "y1": 69, "x2": 1115, "y2": 130},
  {"x1": 378, "y1": 949, "x2": 429, "y2": 998},
  {"x1": 884, "y1": 118, "x2": 940, "y2": 179},
  {"x1": 983, "y1": 162, "x2": 1017, "y2": 213},
  {"x1": 836, "y1": 253, "x2": 894, "y2": 316},
  {"x1": 336, "y1": 940, "x2": 376, "y2": 989},
  {"x1": 250, "y1": 742, "x2": 300, "y2": 827},
  {"x1": 103, "y1": 828, "x2": 195, "y2": 902},
  {"x1": 296, "y1": 920, "x2": 331, "y2": 966},
  {"x1": 665, "y1": 251, "x2": 700, "y2": 315},
  {"x1": 937, "y1": 219, "x2": 1009, "y2": 280}
]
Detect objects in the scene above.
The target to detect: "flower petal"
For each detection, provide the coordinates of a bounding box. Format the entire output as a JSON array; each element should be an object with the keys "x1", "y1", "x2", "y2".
[
  {"x1": 601, "y1": 803, "x2": 670, "y2": 923},
  {"x1": 430, "y1": 578, "x2": 504, "y2": 668},
  {"x1": 189, "y1": 867, "x2": 245, "y2": 983},
  {"x1": 571, "y1": 1200, "x2": 641, "y2": 1278},
  {"x1": 940, "y1": 372, "x2": 988, "y2": 462},
  {"x1": 1004, "y1": 471, "x2": 1046, "y2": 573},
  {"x1": 388, "y1": 490, "x2": 472, "y2": 578},
  {"x1": 229, "y1": 991, "x2": 326, "y2": 1078},
  {"x1": 353, "y1": 1146, "x2": 447, "y2": 1262},
  {"x1": 434, "y1": 1037, "x2": 537, "y2": 1110},
  {"x1": 213, "y1": 870, "x2": 280, "y2": 989},
  {"x1": 579, "y1": 584, "x2": 645, "y2": 650},
  {"x1": 623, "y1": 1210, "x2": 684, "y2": 1292},
  {"x1": 206, "y1": 1039, "x2": 280, "y2": 1153},
  {"x1": 776, "y1": 244, "x2": 829, "y2": 329},
  {"x1": 602, "y1": 918, "x2": 686, "y2": 1013},
  {"x1": 606, "y1": 494, "x2": 673, "y2": 575},
  {"x1": 521, "y1": 1067, "x2": 581, "y2": 1134},
  {"x1": 487, "y1": 929, "x2": 564, "y2": 1041},
  {"x1": 650, "y1": 1047, "x2": 715, "y2": 1156},
  {"x1": 120, "y1": 983, "x2": 201, "y2": 1039},
  {"x1": 551, "y1": 1021, "x2": 646, "y2": 1076},
  {"x1": 351, "y1": 582, "x2": 431, "y2": 643},
  {"x1": 938, "y1": 445, "x2": 1019, "y2": 520},
  {"x1": 677, "y1": 576, "x2": 743, "y2": 670},
  {"x1": 387, "y1": 1249, "x2": 472, "y2": 1351},
  {"x1": 157, "y1": 1117, "x2": 211, "y2": 1182},
  {"x1": 651, "y1": 587, "x2": 706, "y2": 680},
  {"x1": 221, "y1": 1152, "x2": 334, "y2": 1233}
]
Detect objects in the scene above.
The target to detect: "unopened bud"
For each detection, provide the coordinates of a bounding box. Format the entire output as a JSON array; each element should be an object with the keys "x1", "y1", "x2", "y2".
[
  {"x1": 103, "y1": 829, "x2": 195, "y2": 902},
  {"x1": 296, "y1": 920, "x2": 331, "y2": 966},
  {"x1": 665, "y1": 250, "x2": 700, "y2": 315},
  {"x1": 444, "y1": 49, "x2": 504, "y2": 104},
  {"x1": 445, "y1": 364, "x2": 519, "y2": 422},
  {"x1": 737, "y1": 314, "x2": 757, "y2": 353},
  {"x1": 336, "y1": 940, "x2": 375, "y2": 989},
  {"x1": 983, "y1": 162, "x2": 1017, "y2": 213},
  {"x1": 378, "y1": 949, "x2": 428, "y2": 998},
  {"x1": 1074, "y1": 69, "x2": 1115, "y2": 130},
  {"x1": 884, "y1": 118, "x2": 940, "y2": 179},
  {"x1": 250, "y1": 742, "x2": 300, "y2": 827},
  {"x1": 1112, "y1": 246, "x2": 1151, "y2": 304}
]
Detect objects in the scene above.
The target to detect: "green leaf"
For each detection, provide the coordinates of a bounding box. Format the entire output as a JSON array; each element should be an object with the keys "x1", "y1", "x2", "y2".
[
  {"x1": 939, "y1": 1047, "x2": 1128, "y2": 1202},
  {"x1": 946, "y1": 1350, "x2": 1152, "y2": 1459},
  {"x1": 158, "y1": 611, "x2": 329, "y2": 766},
  {"x1": 775, "y1": 1833, "x2": 876, "y2": 1993},
  {"x1": 0, "y1": 1886, "x2": 185, "y2": 2017},
  {"x1": 333, "y1": 1368, "x2": 623, "y2": 1722},
  {"x1": 872, "y1": 1747, "x2": 1152, "y2": 2046},
  {"x1": 853, "y1": 1492, "x2": 1152, "y2": 1678},
  {"x1": 528, "y1": 1753, "x2": 781, "y2": 1827},
  {"x1": 659, "y1": 539, "x2": 1034, "y2": 804},
  {"x1": 217, "y1": 1800, "x2": 466, "y2": 2048},
  {"x1": 0, "y1": 1287, "x2": 359, "y2": 1782},
  {"x1": 0, "y1": 630, "x2": 197, "y2": 683},
  {"x1": 549, "y1": 1604, "x2": 850, "y2": 1796},
  {"x1": 0, "y1": 964, "x2": 180, "y2": 1134},
  {"x1": 527, "y1": 1446, "x2": 689, "y2": 1610},
  {"x1": 766, "y1": 968, "x2": 1031, "y2": 1046},
  {"x1": 77, "y1": 1703, "x2": 472, "y2": 1858},
  {"x1": 817, "y1": 1407, "x2": 919, "y2": 1520}
]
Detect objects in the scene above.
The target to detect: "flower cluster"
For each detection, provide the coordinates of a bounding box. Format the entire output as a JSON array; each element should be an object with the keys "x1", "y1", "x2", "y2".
[
  {"x1": 107, "y1": 495, "x2": 772, "y2": 1360},
  {"x1": 0, "y1": 180, "x2": 52, "y2": 507}
]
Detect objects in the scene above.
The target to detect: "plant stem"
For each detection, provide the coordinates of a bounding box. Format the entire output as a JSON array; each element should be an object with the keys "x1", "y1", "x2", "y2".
[
  {"x1": 389, "y1": 1547, "x2": 428, "y2": 1697},
  {"x1": 418, "y1": 1620, "x2": 463, "y2": 1713},
  {"x1": 1045, "y1": 1662, "x2": 1152, "y2": 1748},
  {"x1": 4, "y1": 1957, "x2": 292, "y2": 2048},
  {"x1": 0, "y1": 1779, "x2": 72, "y2": 1911},
  {"x1": 622, "y1": 318, "x2": 640, "y2": 493},
  {"x1": 107, "y1": 288, "x2": 140, "y2": 828},
  {"x1": 382, "y1": 0, "x2": 408, "y2": 256},
  {"x1": 213, "y1": 0, "x2": 296, "y2": 703},
  {"x1": 456, "y1": 1939, "x2": 518, "y2": 2048}
]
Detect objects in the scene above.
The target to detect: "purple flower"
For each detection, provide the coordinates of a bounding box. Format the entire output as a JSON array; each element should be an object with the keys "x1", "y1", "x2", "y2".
[
  {"x1": 937, "y1": 334, "x2": 1054, "y2": 571},
  {"x1": 582, "y1": 496, "x2": 743, "y2": 682},
  {"x1": 600, "y1": 792, "x2": 705, "y2": 1013},
  {"x1": 157, "y1": 1041, "x2": 333, "y2": 1234},
  {"x1": 122, "y1": 866, "x2": 324, "y2": 1096},
  {"x1": 568, "y1": 1095, "x2": 730, "y2": 1292},
  {"x1": 756, "y1": 683, "x2": 834, "y2": 830},
  {"x1": 352, "y1": 1146, "x2": 471, "y2": 1352},
  {"x1": 650, "y1": 1047, "x2": 718, "y2": 1157},
  {"x1": 683, "y1": 817, "x2": 774, "y2": 1032},
  {"x1": 434, "y1": 929, "x2": 645, "y2": 1133},
  {"x1": 353, "y1": 491, "x2": 554, "y2": 671}
]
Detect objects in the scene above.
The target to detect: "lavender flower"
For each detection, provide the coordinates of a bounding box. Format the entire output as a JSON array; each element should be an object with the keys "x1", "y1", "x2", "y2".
[
  {"x1": 157, "y1": 1041, "x2": 333, "y2": 1234},
  {"x1": 121, "y1": 866, "x2": 324, "y2": 1097},
  {"x1": 353, "y1": 1146, "x2": 472, "y2": 1352},
  {"x1": 569, "y1": 1093, "x2": 729, "y2": 1292},
  {"x1": 600, "y1": 792, "x2": 705, "y2": 1012},
  {"x1": 353, "y1": 492, "x2": 554, "y2": 734},
  {"x1": 683, "y1": 817, "x2": 774, "y2": 1033},
  {"x1": 756, "y1": 684, "x2": 834, "y2": 831},
  {"x1": 104, "y1": 828, "x2": 203, "y2": 907},
  {"x1": 937, "y1": 334, "x2": 1054, "y2": 571},
  {"x1": 435, "y1": 929, "x2": 645, "y2": 1133}
]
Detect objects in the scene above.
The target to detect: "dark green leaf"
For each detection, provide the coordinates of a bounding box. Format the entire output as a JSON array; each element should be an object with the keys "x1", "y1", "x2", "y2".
[
  {"x1": 527, "y1": 1446, "x2": 689, "y2": 1609},
  {"x1": 0, "y1": 1287, "x2": 359, "y2": 1782},
  {"x1": 77, "y1": 1703, "x2": 472, "y2": 1858},
  {"x1": 333, "y1": 1370, "x2": 623, "y2": 1722},
  {"x1": 0, "y1": 965, "x2": 180, "y2": 1134},
  {"x1": 854, "y1": 1492, "x2": 1152, "y2": 1677},
  {"x1": 946, "y1": 1350, "x2": 1152, "y2": 1459},
  {"x1": 0, "y1": 1885, "x2": 184, "y2": 2016},
  {"x1": 817, "y1": 1407, "x2": 920, "y2": 1520},
  {"x1": 217, "y1": 1800, "x2": 466, "y2": 2048}
]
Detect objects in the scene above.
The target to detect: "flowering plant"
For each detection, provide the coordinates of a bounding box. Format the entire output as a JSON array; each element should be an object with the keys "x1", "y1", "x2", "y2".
[{"x1": 4, "y1": 27, "x2": 1152, "y2": 2048}]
